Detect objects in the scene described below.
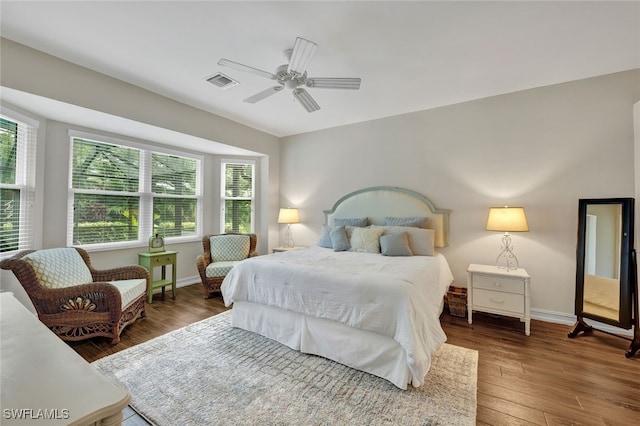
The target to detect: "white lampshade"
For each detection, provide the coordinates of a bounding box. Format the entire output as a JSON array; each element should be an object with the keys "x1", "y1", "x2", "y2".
[
  {"x1": 278, "y1": 208, "x2": 300, "y2": 224},
  {"x1": 486, "y1": 207, "x2": 529, "y2": 232}
]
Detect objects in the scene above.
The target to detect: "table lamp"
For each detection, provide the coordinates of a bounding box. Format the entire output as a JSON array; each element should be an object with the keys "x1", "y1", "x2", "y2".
[
  {"x1": 278, "y1": 208, "x2": 300, "y2": 247},
  {"x1": 486, "y1": 206, "x2": 529, "y2": 271}
]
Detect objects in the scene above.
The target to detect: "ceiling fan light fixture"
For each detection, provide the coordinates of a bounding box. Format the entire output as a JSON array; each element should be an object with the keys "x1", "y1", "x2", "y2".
[
  {"x1": 293, "y1": 88, "x2": 320, "y2": 112},
  {"x1": 287, "y1": 37, "x2": 317, "y2": 76},
  {"x1": 217, "y1": 36, "x2": 360, "y2": 112}
]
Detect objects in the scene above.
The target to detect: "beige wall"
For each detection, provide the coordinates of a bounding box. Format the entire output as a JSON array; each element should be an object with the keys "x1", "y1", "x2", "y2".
[{"x1": 280, "y1": 70, "x2": 640, "y2": 319}]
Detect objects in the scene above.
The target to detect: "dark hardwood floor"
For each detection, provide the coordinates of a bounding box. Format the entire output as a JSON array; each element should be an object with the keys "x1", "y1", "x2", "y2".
[{"x1": 71, "y1": 283, "x2": 640, "y2": 425}]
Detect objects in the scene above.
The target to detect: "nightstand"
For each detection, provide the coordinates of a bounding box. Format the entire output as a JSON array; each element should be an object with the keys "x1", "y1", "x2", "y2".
[
  {"x1": 272, "y1": 246, "x2": 306, "y2": 253},
  {"x1": 467, "y1": 264, "x2": 531, "y2": 336},
  {"x1": 138, "y1": 251, "x2": 178, "y2": 304}
]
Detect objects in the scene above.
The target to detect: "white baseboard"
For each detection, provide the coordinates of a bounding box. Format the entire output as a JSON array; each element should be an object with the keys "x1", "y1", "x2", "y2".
[
  {"x1": 149, "y1": 276, "x2": 201, "y2": 294},
  {"x1": 531, "y1": 308, "x2": 634, "y2": 337},
  {"x1": 177, "y1": 276, "x2": 201, "y2": 289}
]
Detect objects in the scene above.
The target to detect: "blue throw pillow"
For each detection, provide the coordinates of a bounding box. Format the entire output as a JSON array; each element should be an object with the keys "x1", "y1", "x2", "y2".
[
  {"x1": 334, "y1": 217, "x2": 368, "y2": 227},
  {"x1": 384, "y1": 216, "x2": 429, "y2": 228},
  {"x1": 330, "y1": 226, "x2": 351, "y2": 252},
  {"x1": 317, "y1": 225, "x2": 334, "y2": 248},
  {"x1": 380, "y1": 232, "x2": 413, "y2": 256}
]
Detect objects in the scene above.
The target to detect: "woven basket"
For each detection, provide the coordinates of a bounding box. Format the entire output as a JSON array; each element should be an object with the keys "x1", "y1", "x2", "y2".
[{"x1": 447, "y1": 286, "x2": 468, "y2": 318}]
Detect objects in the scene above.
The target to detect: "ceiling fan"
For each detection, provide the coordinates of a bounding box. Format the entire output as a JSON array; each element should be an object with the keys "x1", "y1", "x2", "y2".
[{"x1": 218, "y1": 37, "x2": 361, "y2": 113}]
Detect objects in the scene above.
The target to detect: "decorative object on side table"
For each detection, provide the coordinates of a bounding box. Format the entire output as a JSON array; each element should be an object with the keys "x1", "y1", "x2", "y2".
[
  {"x1": 138, "y1": 250, "x2": 177, "y2": 304},
  {"x1": 278, "y1": 207, "x2": 300, "y2": 248},
  {"x1": 486, "y1": 206, "x2": 529, "y2": 271},
  {"x1": 149, "y1": 233, "x2": 165, "y2": 253},
  {"x1": 467, "y1": 263, "x2": 531, "y2": 336}
]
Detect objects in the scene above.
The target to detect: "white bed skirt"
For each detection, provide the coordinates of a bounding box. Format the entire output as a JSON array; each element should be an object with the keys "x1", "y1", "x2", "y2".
[{"x1": 231, "y1": 301, "x2": 412, "y2": 389}]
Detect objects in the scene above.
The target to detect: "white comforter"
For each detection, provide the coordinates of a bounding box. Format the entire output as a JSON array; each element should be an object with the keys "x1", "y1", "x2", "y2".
[{"x1": 221, "y1": 246, "x2": 454, "y2": 387}]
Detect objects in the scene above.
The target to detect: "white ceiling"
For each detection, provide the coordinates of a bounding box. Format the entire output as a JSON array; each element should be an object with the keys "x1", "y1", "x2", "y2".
[{"x1": 1, "y1": 1, "x2": 639, "y2": 138}]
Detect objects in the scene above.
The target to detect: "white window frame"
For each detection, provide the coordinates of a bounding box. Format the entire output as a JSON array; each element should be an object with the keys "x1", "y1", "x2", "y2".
[
  {"x1": 67, "y1": 130, "x2": 203, "y2": 250},
  {"x1": 0, "y1": 110, "x2": 38, "y2": 258},
  {"x1": 220, "y1": 159, "x2": 255, "y2": 234}
]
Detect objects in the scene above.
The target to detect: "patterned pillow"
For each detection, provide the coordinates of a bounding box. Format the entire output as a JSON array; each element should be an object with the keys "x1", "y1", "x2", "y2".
[
  {"x1": 334, "y1": 217, "x2": 368, "y2": 227},
  {"x1": 384, "y1": 216, "x2": 429, "y2": 228},
  {"x1": 24, "y1": 248, "x2": 93, "y2": 289},
  {"x1": 350, "y1": 227, "x2": 385, "y2": 254},
  {"x1": 210, "y1": 235, "x2": 250, "y2": 262}
]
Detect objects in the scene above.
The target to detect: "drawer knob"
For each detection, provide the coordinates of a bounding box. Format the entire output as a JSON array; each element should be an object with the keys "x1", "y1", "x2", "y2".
[
  {"x1": 493, "y1": 282, "x2": 502, "y2": 287},
  {"x1": 489, "y1": 297, "x2": 504, "y2": 304}
]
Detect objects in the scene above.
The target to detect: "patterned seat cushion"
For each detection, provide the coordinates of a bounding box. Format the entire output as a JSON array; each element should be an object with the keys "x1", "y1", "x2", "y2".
[
  {"x1": 210, "y1": 235, "x2": 250, "y2": 262},
  {"x1": 108, "y1": 279, "x2": 147, "y2": 309},
  {"x1": 24, "y1": 248, "x2": 93, "y2": 289},
  {"x1": 205, "y1": 261, "x2": 240, "y2": 278}
]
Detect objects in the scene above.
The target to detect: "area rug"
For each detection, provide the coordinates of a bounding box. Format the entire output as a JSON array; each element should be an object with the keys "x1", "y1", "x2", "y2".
[{"x1": 93, "y1": 311, "x2": 478, "y2": 425}]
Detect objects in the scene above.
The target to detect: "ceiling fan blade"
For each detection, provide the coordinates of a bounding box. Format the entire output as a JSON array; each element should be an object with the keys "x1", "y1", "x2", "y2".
[
  {"x1": 288, "y1": 37, "x2": 317, "y2": 76},
  {"x1": 217, "y1": 59, "x2": 276, "y2": 80},
  {"x1": 292, "y1": 88, "x2": 320, "y2": 113},
  {"x1": 307, "y1": 77, "x2": 361, "y2": 90},
  {"x1": 243, "y1": 86, "x2": 283, "y2": 104}
]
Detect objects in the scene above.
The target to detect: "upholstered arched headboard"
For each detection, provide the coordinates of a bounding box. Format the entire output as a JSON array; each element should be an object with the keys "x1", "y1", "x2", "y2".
[{"x1": 323, "y1": 186, "x2": 451, "y2": 248}]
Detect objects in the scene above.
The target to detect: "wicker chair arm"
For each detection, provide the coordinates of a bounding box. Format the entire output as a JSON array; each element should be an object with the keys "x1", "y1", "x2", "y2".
[
  {"x1": 201, "y1": 236, "x2": 213, "y2": 265},
  {"x1": 196, "y1": 254, "x2": 208, "y2": 283},
  {"x1": 30, "y1": 282, "x2": 123, "y2": 321}
]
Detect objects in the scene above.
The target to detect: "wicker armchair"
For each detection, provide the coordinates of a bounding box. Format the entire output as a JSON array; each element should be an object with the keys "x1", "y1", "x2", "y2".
[
  {"x1": 196, "y1": 233, "x2": 257, "y2": 299},
  {"x1": 0, "y1": 247, "x2": 149, "y2": 344}
]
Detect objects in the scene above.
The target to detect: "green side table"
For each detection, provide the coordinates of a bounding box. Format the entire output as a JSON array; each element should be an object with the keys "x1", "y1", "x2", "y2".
[{"x1": 138, "y1": 251, "x2": 178, "y2": 304}]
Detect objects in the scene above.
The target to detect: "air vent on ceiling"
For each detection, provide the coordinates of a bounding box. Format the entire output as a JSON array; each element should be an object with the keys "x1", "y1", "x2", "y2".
[{"x1": 206, "y1": 72, "x2": 239, "y2": 90}]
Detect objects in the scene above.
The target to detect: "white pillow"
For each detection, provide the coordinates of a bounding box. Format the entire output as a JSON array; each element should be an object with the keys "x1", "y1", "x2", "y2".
[
  {"x1": 350, "y1": 227, "x2": 385, "y2": 253},
  {"x1": 372, "y1": 225, "x2": 435, "y2": 256}
]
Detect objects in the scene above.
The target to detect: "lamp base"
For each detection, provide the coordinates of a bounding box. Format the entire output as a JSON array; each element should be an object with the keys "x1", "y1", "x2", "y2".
[
  {"x1": 495, "y1": 233, "x2": 520, "y2": 271},
  {"x1": 283, "y1": 224, "x2": 295, "y2": 248}
]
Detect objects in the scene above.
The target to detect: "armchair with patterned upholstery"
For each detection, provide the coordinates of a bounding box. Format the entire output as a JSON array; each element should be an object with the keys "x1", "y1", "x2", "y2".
[
  {"x1": 0, "y1": 247, "x2": 149, "y2": 344},
  {"x1": 196, "y1": 233, "x2": 257, "y2": 299}
]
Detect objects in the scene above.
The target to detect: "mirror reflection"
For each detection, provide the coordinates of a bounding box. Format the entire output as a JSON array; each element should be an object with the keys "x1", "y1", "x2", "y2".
[{"x1": 582, "y1": 204, "x2": 622, "y2": 321}]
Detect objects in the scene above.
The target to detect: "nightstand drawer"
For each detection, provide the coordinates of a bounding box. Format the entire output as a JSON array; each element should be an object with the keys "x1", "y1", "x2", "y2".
[
  {"x1": 473, "y1": 288, "x2": 524, "y2": 314},
  {"x1": 152, "y1": 254, "x2": 175, "y2": 265},
  {"x1": 472, "y1": 274, "x2": 524, "y2": 295}
]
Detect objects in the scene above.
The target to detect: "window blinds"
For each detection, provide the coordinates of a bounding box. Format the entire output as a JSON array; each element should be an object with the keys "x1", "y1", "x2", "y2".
[
  {"x1": 69, "y1": 136, "x2": 201, "y2": 247},
  {"x1": 0, "y1": 115, "x2": 37, "y2": 255},
  {"x1": 221, "y1": 161, "x2": 254, "y2": 233}
]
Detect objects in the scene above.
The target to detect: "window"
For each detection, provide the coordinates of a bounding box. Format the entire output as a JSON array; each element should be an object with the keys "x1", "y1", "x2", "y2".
[
  {"x1": 221, "y1": 160, "x2": 254, "y2": 233},
  {"x1": 0, "y1": 115, "x2": 37, "y2": 255},
  {"x1": 69, "y1": 134, "x2": 202, "y2": 248},
  {"x1": 151, "y1": 152, "x2": 199, "y2": 238}
]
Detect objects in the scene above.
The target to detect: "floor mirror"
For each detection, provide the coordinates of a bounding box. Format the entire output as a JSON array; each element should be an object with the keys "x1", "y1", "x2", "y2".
[{"x1": 568, "y1": 198, "x2": 639, "y2": 358}]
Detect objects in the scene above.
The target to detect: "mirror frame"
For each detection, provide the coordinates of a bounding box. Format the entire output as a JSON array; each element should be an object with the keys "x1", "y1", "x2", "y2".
[{"x1": 575, "y1": 198, "x2": 635, "y2": 329}]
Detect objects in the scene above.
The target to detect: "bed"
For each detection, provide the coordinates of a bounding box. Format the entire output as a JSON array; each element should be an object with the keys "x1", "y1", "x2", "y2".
[{"x1": 221, "y1": 186, "x2": 454, "y2": 389}]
